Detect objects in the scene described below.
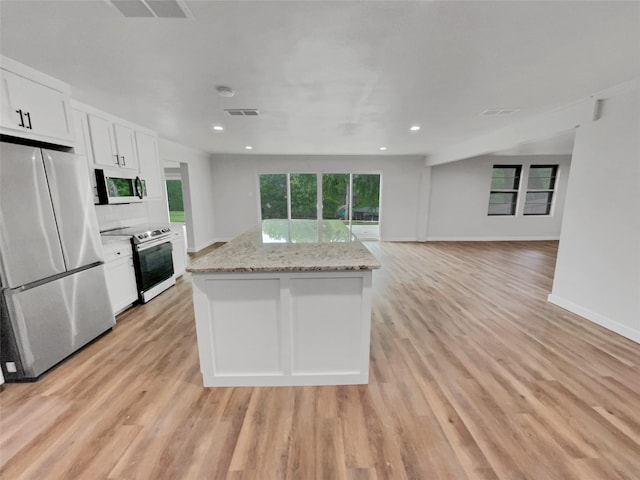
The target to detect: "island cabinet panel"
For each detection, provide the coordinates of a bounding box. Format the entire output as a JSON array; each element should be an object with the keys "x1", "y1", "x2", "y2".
[
  {"x1": 290, "y1": 276, "x2": 364, "y2": 375},
  {"x1": 207, "y1": 278, "x2": 282, "y2": 376},
  {"x1": 191, "y1": 270, "x2": 373, "y2": 387}
]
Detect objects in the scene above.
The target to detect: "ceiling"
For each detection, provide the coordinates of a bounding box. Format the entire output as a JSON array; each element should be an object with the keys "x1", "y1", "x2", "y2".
[{"x1": 1, "y1": 1, "x2": 639, "y2": 157}]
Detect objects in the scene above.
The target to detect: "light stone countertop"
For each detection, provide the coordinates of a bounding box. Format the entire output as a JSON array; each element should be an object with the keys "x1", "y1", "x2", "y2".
[{"x1": 187, "y1": 220, "x2": 381, "y2": 273}]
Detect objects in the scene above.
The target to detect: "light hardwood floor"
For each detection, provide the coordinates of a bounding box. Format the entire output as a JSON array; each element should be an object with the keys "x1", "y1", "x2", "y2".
[{"x1": 1, "y1": 241, "x2": 639, "y2": 479}]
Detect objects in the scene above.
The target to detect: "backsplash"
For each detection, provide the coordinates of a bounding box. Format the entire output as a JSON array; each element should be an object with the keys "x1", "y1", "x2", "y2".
[{"x1": 96, "y1": 203, "x2": 148, "y2": 231}]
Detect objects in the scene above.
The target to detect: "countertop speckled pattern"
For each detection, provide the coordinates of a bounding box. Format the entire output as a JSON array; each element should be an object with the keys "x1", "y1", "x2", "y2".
[{"x1": 187, "y1": 221, "x2": 381, "y2": 273}]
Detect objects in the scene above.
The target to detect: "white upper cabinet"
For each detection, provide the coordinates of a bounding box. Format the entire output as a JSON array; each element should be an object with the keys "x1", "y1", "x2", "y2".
[
  {"x1": 113, "y1": 123, "x2": 138, "y2": 171},
  {"x1": 0, "y1": 61, "x2": 74, "y2": 145},
  {"x1": 87, "y1": 114, "x2": 139, "y2": 172},
  {"x1": 135, "y1": 131, "x2": 162, "y2": 199},
  {"x1": 73, "y1": 101, "x2": 163, "y2": 204},
  {"x1": 88, "y1": 114, "x2": 117, "y2": 168}
]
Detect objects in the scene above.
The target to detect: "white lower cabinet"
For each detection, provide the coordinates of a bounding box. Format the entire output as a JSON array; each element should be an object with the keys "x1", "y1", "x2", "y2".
[
  {"x1": 103, "y1": 243, "x2": 138, "y2": 315},
  {"x1": 171, "y1": 229, "x2": 187, "y2": 278}
]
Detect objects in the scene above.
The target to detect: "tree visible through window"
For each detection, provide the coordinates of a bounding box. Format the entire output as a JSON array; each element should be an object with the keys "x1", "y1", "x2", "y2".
[
  {"x1": 259, "y1": 172, "x2": 381, "y2": 239},
  {"x1": 260, "y1": 174, "x2": 288, "y2": 219},
  {"x1": 166, "y1": 179, "x2": 184, "y2": 223}
]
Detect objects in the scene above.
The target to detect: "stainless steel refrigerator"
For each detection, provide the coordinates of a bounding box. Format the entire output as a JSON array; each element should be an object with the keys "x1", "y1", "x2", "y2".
[{"x1": 0, "y1": 141, "x2": 115, "y2": 381}]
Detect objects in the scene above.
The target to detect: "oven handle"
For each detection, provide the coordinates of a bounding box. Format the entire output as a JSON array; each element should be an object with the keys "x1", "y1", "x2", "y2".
[{"x1": 135, "y1": 237, "x2": 173, "y2": 252}]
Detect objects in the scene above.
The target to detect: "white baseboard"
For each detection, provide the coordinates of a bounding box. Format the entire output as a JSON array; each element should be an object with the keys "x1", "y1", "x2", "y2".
[
  {"x1": 425, "y1": 236, "x2": 560, "y2": 242},
  {"x1": 547, "y1": 294, "x2": 640, "y2": 344},
  {"x1": 380, "y1": 237, "x2": 418, "y2": 242}
]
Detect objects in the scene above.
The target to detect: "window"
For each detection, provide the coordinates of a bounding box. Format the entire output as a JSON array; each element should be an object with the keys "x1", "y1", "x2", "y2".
[
  {"x1": 524, "y1": 165, "x2": 558, "y2": 215},
  {"x1": 488, "y1": 165, "x2": 521, "y2": 215},
  {"x1": 259, "y1": 174, "x2": 288, "y2": 219},
  {"x1": 290, "y1": 173, "x2": 317, "y2": 219},
  {"x1": 322, "y1": 173, "x2": 350, "y2": 222}
]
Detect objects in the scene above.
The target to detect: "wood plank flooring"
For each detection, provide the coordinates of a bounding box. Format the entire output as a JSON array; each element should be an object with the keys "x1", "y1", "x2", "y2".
[{"x1": 1, "y1": 241, "x2": 639, "y2": 479}]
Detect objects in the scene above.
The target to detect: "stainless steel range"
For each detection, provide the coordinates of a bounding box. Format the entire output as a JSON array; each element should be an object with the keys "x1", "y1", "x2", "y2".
[{"x1": 102, "y1": 224, "x2": 175, "y2": 303}]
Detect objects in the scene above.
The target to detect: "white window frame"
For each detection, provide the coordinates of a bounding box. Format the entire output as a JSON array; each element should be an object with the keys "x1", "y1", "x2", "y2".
[{"x1": 487, "y1": 163, "x2": 560, "y2": 217}]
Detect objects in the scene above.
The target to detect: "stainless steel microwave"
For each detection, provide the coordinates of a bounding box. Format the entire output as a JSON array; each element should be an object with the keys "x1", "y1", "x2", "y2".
[{"x1": 95, "y1": 169, "x2": 146, "y2": 204}]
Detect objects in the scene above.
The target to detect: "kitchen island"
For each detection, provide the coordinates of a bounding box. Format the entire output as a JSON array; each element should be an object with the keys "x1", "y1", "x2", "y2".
[{"x1": 187, "y1": 219, "x2": 381, "y2": 387}]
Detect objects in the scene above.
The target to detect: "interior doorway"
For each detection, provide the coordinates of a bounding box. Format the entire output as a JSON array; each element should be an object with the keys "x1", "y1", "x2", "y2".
[{"x1": 164, "y1": 161, "x2": 191, "y2": 250}]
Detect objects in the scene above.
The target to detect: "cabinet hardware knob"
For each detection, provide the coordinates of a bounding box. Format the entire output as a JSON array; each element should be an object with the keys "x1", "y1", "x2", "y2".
[
  {"x1": 24, "y1": 111, "x2": 32, "y2": 129},
  {"x1": 114, "y1": 154, "x2": 120, "y2": 165},
  {"x1": 121, "y1": 155, "x2": 126, "y2": 166}
]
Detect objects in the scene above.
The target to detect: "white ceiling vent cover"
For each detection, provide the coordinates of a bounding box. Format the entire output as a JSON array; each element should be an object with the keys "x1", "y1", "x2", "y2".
[
  {"x1": 109, "y1": 0, "x2": 193, "y2": 19},
  {"x1": 480, "y1": 108, "x2": 521, "y2": 116},
  {"x1": 225, "y1": 109, "x2": 260, "y2": 116}
]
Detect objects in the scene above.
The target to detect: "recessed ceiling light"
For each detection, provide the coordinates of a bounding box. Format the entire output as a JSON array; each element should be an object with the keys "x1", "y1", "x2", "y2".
[
  {"x1": 379, "y1": 146, "x2": 387, "y2": 151},
  {"x1": 245, "y1": 146, "x2": 253, "y2": 150},
  {"x1": 216, "y1": 85, "x2": 235, "y2": 98},
  {"x1": 410, "y1": 125, "x2": 421, "y2": 131},
  {"x1": 212, "y1": 125, "x2": 224, "y2": 131}
]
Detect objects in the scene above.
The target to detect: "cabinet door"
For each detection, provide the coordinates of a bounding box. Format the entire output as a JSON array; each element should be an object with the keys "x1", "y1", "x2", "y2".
[
  {"x1": 104, "y1": 256, "x2": 138, "y2": 314},
  {"x1": 88, "y1": 114, "x2": 119, "y2": 169},
  {"x1": 0, "y1": 69, "x2": 73, "y2": 142},
  {"x1": 113, "y1": 123, "x2": 138, "y2": 172},
  {"x1": 135, "y1": 131, "x2": 162, "y2": 199},
  {"x1": 171, "y1": 236, "x2": 186, "y2": 278}
]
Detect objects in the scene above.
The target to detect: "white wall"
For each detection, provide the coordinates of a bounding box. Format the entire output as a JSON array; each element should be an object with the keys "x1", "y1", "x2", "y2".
[
  {"x1": 426, "y1": 154, "x2": 571, "y2": 240},
  {"x1": 210, "y1": 154, "x2": 427, "y2": 242},
  {"x1": 158, "y1": 139, "x2": 216, "y2": 252},
  {"x1": 549, "y1": 83, "x2": 640, "y2": 343}
]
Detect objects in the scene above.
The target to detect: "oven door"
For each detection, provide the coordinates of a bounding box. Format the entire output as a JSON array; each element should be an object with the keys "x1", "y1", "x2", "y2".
[{"x1": 134, "y1": 239, "x2": 174, "y2": 293}]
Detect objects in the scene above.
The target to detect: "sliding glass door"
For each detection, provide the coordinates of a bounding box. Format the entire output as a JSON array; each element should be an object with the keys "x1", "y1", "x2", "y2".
[
  {"x1": 258, "y1": 172, "x2": 381, "y2": 240},
  {"x1": 351, "y1": 174, "x2": 380, "y2": 240}
]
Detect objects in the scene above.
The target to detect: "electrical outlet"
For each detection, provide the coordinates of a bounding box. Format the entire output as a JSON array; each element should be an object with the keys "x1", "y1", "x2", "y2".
[{"x1": 6, "y1": 362, "x2": 17, "y2": 373}]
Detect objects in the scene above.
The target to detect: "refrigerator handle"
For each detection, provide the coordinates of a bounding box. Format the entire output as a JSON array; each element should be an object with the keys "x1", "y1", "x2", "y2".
[{"x1": 15, "y1": 109, "x2": 24, "y2": 128}]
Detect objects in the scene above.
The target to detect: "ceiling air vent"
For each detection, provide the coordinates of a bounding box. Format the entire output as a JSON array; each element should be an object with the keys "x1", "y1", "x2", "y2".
[
  {"x1": 109, "y1": 0, "x2": 193, "y2": 19},
  {"x1": 225, "y1": 109, "x2": 260, "y2": 116},
  {"x1": 480, "y1": 108, "x2": 520, "y2": 116}
]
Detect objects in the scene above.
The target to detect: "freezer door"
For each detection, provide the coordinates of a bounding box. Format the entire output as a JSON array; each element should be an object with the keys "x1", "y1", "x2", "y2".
[
  {"x1": 0, "y1": 142, "x2": 65, "y2": 288},
  {"x1": 1, "y1": 265, "x2": 115, "y2": 379},
  {"x1": 42, "y1": 149, "x2": 104, "y2": 270}
]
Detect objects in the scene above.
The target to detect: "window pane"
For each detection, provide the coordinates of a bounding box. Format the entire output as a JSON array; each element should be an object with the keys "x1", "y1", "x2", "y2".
[
  {"x1": 491, "y1": 166, "x2": 521, "y2": 190},
  {"x1": 527, "y1": 165, "x2": 557, "y2": 190},
  {"x1": 322, "y1": 173, "x2": 350, "y2": 220},
  {"x1": 351, "y1": 174, "x2": 380, "y2": 223},
  {"x1": 290, "y1": 174, "x2": 317, "y2": 219},
  {"x1": 488, "y1": 192, "x2": 517, "y2": 215},
  {"x1": 524, "y1": 192, "x2": 553, "y2": 215},
  {"x1": 260, "y1": 174, "x2": 288, "y2": 219}
]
